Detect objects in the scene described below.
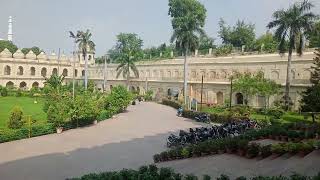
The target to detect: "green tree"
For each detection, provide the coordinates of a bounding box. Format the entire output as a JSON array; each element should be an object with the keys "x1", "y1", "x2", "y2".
[
  {"x1": 233, "y1": 71, "x2": 279, "y2": 106},
  {"x1": 112, "y1": 33, "x2": 142, "y2": 88},
  {"x1": 44, "y1": 74, "x2": 65, "y2": 90},
  {"x1": 301, "y1": 49, "x2": 320, "y2": 112},
  {"x1": 218, "y1": 19, "x2": 256, "y2": 49},
  {"x1": 169, "y1": 0, "x2": 206, "y2": 105},
  {"x1": 254, "y1": 32, "x2": 278, "y2": 53},
  {"x1": 21, "y1": 46, "x2": 42, "y2": 56},
  {"x1": 199, "y1": 34, "x2": 216, "y2": 51},
  {"x1": 70, "y1": 30, "x2": 95, "y2": 90},
  {"x1": 0, "y1": 40, "x2": 18, "y2": 54},
  {"x1": 8, "y1": 106, "x2": 24, "y2": 129},
  {"x1": 267, "y1": 0, "x2": 317, "y2": 110},
  {"x1": 308, "y1": 21, "x2": 320, "y2": 48}
]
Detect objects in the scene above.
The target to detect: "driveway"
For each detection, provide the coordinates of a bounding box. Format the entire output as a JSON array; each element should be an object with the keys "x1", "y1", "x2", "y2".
[{"x1": 0, "y1": 102, "x2": 202, "y2": 180}]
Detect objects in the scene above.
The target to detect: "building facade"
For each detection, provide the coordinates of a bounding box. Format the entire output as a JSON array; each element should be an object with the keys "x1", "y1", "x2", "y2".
[{"x1": 0, "y1": 47, "x2": 315, "y2": 110}]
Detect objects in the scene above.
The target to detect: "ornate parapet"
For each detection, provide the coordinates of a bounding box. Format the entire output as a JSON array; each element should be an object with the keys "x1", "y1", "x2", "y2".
[
  {"x1": 0, "y1": 48, "x2": 12, "y2": 58},
  {"x1": 13, "y1": 49, "x2": 24, "y2": 59},
  {"x1": 25, "y1": 50, "x2": 36, "y2": 60},
  {"x1": 37, "y1": 52, "x2": 47, "y2": 60}
]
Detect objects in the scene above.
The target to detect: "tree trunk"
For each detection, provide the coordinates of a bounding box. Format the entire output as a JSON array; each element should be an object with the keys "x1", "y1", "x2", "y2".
[
  {"x1": 285, "y1": 44, "x2": 293, "y2": 110},
  {"x1": 183, "y1": 49, "x2": 188, "y2": 106},
  {"x1": 127, "y1": 63, "x2": 130, "y2": 91},
  {"x1": 84, "y1": 53, "x2": 88, "y2": 90}
]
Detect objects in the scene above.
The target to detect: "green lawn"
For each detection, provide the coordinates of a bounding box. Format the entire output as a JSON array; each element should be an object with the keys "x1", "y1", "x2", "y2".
[
  {"x1": 202, "y1": 106, "x2": 312, "y2": 124},
  {"x1": 0, "y1": 96, "x2": 47, "y2": 128}
]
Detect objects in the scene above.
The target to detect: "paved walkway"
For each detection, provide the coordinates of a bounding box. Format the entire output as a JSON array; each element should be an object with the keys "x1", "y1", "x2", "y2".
[{"x1": 0, "y1": 102, "x2": 202, "y2": 180}]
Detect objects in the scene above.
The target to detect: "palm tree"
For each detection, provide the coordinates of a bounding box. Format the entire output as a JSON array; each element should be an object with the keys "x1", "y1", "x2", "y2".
[
  {"x1": 70, "y1": 30, "x2": 95, "y2": 90},
  {"x1": 69, "y1": 31, "x2": 80, "y2": 98},
  {"x1": 267, "y1": 0, "x2": 316, "y2": 110},
  {"x1": 114, "y1": 33, "x2": 142, "y2": 89},
  {"x1": 171, "y1": 30, "x2": 204, "y2": 105},
  {"x1": 169, "y1": 0, "x2": 206, "y2": 106}
]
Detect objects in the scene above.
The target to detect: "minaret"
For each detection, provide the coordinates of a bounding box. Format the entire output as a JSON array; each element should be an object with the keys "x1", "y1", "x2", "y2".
[{"x1": 8, "y1": 16, "x2": 13, "y2": 42}]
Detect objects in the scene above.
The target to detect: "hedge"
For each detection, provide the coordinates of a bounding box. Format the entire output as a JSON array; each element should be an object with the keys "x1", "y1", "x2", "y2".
[
  {"x1": 0, "y1": 123, "x2": 55, "y2": 143},
  {"x1": 161, "y1": 99, "x2": 250, "y2": 123},
  {"x1": 67, "y1": 164, "x2": 320, "y2": 180}
]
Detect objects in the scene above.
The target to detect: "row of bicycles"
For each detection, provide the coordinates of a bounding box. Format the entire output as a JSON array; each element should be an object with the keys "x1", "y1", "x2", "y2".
[{"x1": 167, "y1": 120, "x2": 260, "y2": 148}]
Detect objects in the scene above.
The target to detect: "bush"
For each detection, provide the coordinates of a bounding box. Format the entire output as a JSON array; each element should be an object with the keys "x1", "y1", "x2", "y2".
[
  {"x1": 144, "y1": 90, "x2": 153, "y2": 101},
  {"x1": 247, "y1": 143, "x2": 260, "y2": 158},
  {"x1": 260, "y1": 145, "x2": 272, "y2": 158},
  {"x1": 105, "y1": 85, "x2": 132, "y2": 115},
  {"x1": 16, "y1": 89, "x2": 22, "y2": 97},
  {"x1": 97, "y1": 110, "x2": 111, "y2": 121},
  {"x1": 7, "y1": 106, "x2": 24, "y2": 129},
  {"x1": 266, "y1": 107, "x2": 284, "y2": 119},
  {"x1": 161, "y1": 99, "x2": 181, "y2": 109},
  {"x1": 0, "y1": 87, "x2": 8, "y2": 96}
]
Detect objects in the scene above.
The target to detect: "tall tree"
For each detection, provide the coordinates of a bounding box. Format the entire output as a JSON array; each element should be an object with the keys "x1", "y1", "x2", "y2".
[
  {"x1": 300, "y1": 49, "x2": 320, "y2": 112},
  {"x1": 267, "y1": 0, "x2": 317, "y2": 110},
  {"x1": 169, "y1": 0, "x2": 206, "y2": 105},
  {"x1": 0, "y1": 40, "x2": 18, "y2": 54},
  {"x1": 70, "y1": 30, "x2": 95, "y2": 90},
  {"x1": 218, "y1": 19, "x2": 256, "y2": 49},
  {"x1": 308, "y1": 21, "x2": 320, "y2": 48},
  {"x1": 113, "y1": 33, "x2": 142, "y2": 88}
]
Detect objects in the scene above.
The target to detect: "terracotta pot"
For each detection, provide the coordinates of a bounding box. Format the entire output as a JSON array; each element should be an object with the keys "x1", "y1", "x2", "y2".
[
  {"x1": 93, "y1": 120, "x2": 98, "y2": 125},
  {"x1": 237, "y1": 149, "x2": 246, "y2": 156},
  {"x1": 56, "y1": 127, "x2": 63, "y2": 134}
]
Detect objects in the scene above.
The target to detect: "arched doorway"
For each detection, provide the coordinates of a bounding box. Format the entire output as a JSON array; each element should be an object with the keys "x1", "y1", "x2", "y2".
[
  {"x1": 52, "y1": 68, "x2": 58, "y2": 75},
  {"x1": 6, "y1": 81, "x2": 14, "y2": 88},
  {"x1": 235, "y1": 93, "x2": 244, "y2": 105},
  {"x1": 4, "y1": 65, "x2": 11, "y2": 75},
  {"x1": 32, "y1": 82, "x2": 39, "y2": 88},
  {"x1": 19, "y1": 82, "x2": 27, "y2": 89},
  {"x1": 216, "y1": 92, "x2": 224, "y2": 105},
  {"x1": 41, "y1": 67, "x2": 47, "y2": 77}
]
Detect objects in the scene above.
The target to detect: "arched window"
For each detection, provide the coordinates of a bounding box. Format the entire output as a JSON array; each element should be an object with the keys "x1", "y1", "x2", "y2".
[
  {"x1": 235, "y1": 93, "x2": 244, "y2": 105},
  {"x1": 41, "y1": 68, "x2": 47, "y2": 77},
  {"x1": 32, "y1": 82, "x2": 39, "y2": 88},
  {"x1": 62, "y1": 69, "x2": 68, "y2": 77},
  {"x1": 6, "y1": 81, "x2": 14, "y2": 88},
  {"x1": 88, "y1": 55, "x2": 92, "y2": 60},
  {"x1": 52, "y1": 68, "x2": 58, "y2": 75},
  {"x1": 74, "y1": 69, "x2": 78, "y2": 77},
  {"x1": 17, "y1": 66, "x2": 24, "y2": 75},
  {"x1": 82, "y1": 70, "x2": 85, "y2": 77},
  {"x1": 19, "y1": 82, "x2": 27, "y2": 89},
  {"x1": 216, "y1": 92, "x2": 224, "y2": 105},
  {"x1": 30, "y1": 67, "x2": 36, "y2": 76},
  {"x1": 4, "y1": 65, "x2": 11, "y2": 75},
  {"x1": 271, "y1": 71, "x2": 279, "y2": 79}
]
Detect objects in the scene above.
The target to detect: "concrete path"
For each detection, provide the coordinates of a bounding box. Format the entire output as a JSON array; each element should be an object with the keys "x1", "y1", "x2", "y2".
[{"x1": 0, "y1": 102, "x2": 202, "y2": 180}]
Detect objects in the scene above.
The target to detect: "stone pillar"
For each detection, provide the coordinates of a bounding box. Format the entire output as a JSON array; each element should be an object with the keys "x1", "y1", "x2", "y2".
[
  {"x1": 170, "y1": 51, "x2": 174, "y2": 58},
  {"x1": 209, "y1": 48, "x2": 212, "y2": 56},
  {"x1": 195, "y1": 49, "x2": 198, "y2": 57},
  {"x1": 241, "y1": 45, "x2": 245, "y2": 52},
  {"x1": 160, "y1": 52, "x2": 163, "y2": 57}
]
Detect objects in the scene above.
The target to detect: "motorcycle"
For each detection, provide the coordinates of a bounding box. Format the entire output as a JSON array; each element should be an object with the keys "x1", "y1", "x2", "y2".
[
  {"x1": 195, "y1": 113, "x2": 210, "y2": 123},
  {"x1": 177, "y1": 107, "x2": 183, "y2": 117}
]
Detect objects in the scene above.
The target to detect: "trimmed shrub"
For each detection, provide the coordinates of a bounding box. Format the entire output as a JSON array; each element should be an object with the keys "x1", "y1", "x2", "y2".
[
  {"x1": 97, "y1": 110, "x2": 111, "y2": 121},
  {"x1": 7, "y1": 106, "x2": 24, "y2": 129},
  {"x1": 161, "y1": 99, "x2": 181, "y2": 109},
  {"x1": 0, "y1": 87, "x2": 8, "y2": 96}
]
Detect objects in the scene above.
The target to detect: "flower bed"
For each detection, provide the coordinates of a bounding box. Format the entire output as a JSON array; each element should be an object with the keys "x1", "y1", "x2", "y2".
[
  {"x1": 154, "y1": 123, "x2": 320, "y2": 163},
  {"x1": 67, "y1": 164, "x2": 320, "y2": 180}
]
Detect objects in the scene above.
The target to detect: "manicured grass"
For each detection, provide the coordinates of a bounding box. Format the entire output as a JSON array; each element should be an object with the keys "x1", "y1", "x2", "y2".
[
  {"x1": 0, "y1": 96, "x2": 47, "y2": 128},
  {"x1": 202, "y1": 106, "x2": 312, "y2": 124}
]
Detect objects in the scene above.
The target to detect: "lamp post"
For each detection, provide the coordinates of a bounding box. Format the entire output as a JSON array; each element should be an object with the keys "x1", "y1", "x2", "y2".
[
  {"x1": 229, "y1": 76, "x2": 233, "y2": 110},
  {"x1": 103, "y1": 54, "x2": 108, "y2": 92}
]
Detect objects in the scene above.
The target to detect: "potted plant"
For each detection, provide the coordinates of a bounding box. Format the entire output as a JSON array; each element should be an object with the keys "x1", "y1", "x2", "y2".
[
  {"x1": 153, "y1": 154, "x2": 161, "y2": 163},
  {"x1": 237, "y1": 139, "x2": 249, "y2": 156},
  {"x1": 260, "y1": 145, "x2": 272, "y2": 158},
  {"x1": 246, "y1": 143, "x2": 260, "y2": 158},
  {"x1": 271, "y1": 143, "x2": 286, "y2": 156}
]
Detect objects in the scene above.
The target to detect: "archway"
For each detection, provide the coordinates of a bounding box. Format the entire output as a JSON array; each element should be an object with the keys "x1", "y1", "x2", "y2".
[
  {"x1": 4, "y1": 65, "x2": 11, "y2": 75},
  {"x1": 19, "y1": 82, "x2": 27, "y2": 89},
  {"x1": 41, "y1": 68, "x2": 47, "y2": 77},
  {"x1": 74, "y1": 69, "x2": 78, "y2": 77},
  {"x1": 82, "y1": 70, "x2": 85, "y2": 77},
  {"x1": 32, "y1": 82, "x2": 39, "y2": 88},
  {"x1": 6, "y1": 81, "x2": 14, "y2": 88},
  {"x1": 216, "y1": 92, "x2": 224, "y2": 105},
  {"x1": 30, "y1": 67, "x2": 36, "y2": 76},
  {"x1": 17, "y1": 66, "x2": 24, "y2": 75},
  {"x1": 62, "y1": 68, "x2": 68, "y2": 77},
  {"x1": 235, "y1": 93, "x2": 244, "y2": 105},
  {"x1": 52, "y1": 68, "x2": 58, "y2": 75}
]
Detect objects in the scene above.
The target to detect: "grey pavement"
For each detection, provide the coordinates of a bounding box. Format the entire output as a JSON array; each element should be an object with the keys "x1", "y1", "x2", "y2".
[
  {"x1": 0, "y1": 102, "x2": 202, "y2": 180},
  {"x1": 1, "y1": 102, "x2": 319, "y2": 180}
]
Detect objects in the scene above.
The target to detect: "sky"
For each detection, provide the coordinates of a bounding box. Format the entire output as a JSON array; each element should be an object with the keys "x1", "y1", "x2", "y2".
[{"x1": 0, "y1": 0, "x2": 319, "y2": 56}]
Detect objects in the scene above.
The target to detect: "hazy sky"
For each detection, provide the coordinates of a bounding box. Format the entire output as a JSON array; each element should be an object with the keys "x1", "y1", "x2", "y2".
[{"x1": 0, "y1": 0, "x2": 319, "y2": 56}]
